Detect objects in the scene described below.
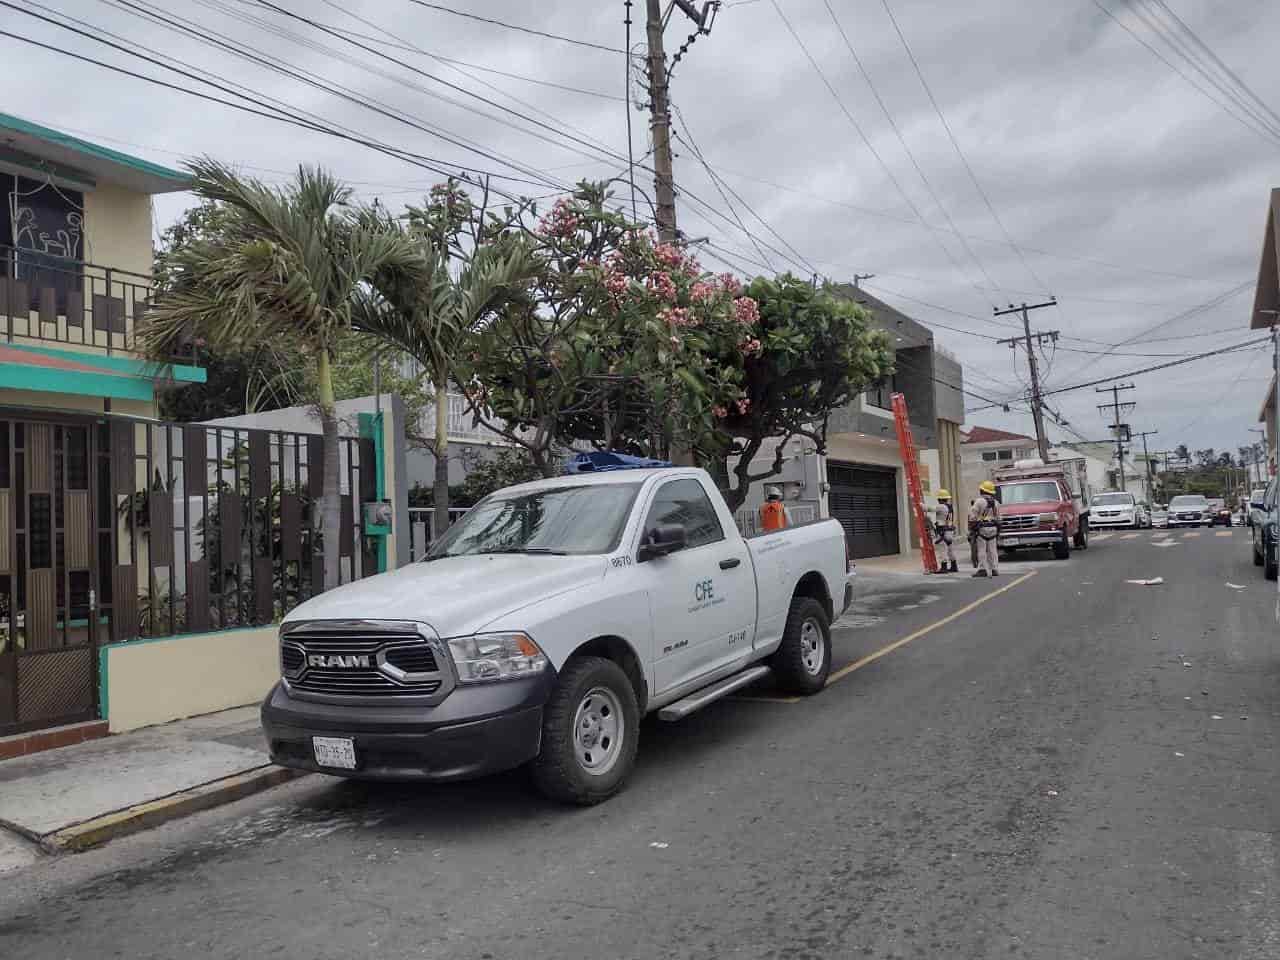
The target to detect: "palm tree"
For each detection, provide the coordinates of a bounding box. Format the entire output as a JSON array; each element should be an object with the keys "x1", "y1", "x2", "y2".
[
  {"x1": 352, "y1": 210, "x2": 537, "y2": 538},
  {"x1": 140, "y1": 158, "x2": 424, "y2": 590}
]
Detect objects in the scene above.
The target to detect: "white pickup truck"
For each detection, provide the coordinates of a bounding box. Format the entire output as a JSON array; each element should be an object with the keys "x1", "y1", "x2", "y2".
[{"x1": 261, "y1": 467, "x2": 852, "y2": 804}]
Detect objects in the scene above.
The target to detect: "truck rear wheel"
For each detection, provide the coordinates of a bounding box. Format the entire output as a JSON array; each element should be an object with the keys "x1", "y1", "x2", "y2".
[
  {"x1": 531, "y1": 656, "x2": 640, "y2": 806},
  {"x1": 770, "y1": 597, "x2": 831, "y2": 695}
]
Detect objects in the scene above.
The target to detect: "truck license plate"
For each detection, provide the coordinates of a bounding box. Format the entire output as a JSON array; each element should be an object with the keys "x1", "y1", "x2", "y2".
[{"x1": 312, "y1": 736, "x2": 356, "y2": 769}]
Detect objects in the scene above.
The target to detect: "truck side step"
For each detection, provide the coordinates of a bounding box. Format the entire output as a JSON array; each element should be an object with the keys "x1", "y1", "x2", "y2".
[{"x1": 657, "y1": 665, "x2": 773, "y2": 721}]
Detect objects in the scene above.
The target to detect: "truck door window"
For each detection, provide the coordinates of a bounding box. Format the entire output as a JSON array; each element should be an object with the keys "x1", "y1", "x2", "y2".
[{"x1": 643, "y1": 479, "x2": 724, "y2": 550}]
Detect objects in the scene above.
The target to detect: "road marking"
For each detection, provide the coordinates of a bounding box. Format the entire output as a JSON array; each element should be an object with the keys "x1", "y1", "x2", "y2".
[
  {"x1": 1092, "y1": 534, "x2": 1113, "y2": 542},
  {"x1": 1215, "y1": 530, "x2": 1233, "y2": 537},
  {"x1": 1183, "y1": 531, "x2": 1202, "y2": 538},
  {"x1": 1152, "y1": 539, "x2": 1180, "y2": 548},
  {"x1": 1121, "y1": 533, "x2": 1140, "y2": 540},
  {"x1": 824, "y1": 570, "x2": 1037, "y2": 687}
]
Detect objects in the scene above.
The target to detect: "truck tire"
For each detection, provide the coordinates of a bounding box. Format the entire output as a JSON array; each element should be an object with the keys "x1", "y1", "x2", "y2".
[
  {"x1": 1074, "y1": 519, "x2": 1089, "y2": 550},
  {"x1": 1254, "y1": 532, "x2": 1264, "y2": 566},
  {"x1": 1053, "y1": 530, "x2": 1071, "y2": 560},
  {"x1": 770, "y1": 597, "x2": 831, "y2": 695},
  {"x1": 531, "y1": 656, "x2": 640, "y2": 806},
  {"x1": 1266, "y1": 534, "x2": 1278, "y2": 582}
]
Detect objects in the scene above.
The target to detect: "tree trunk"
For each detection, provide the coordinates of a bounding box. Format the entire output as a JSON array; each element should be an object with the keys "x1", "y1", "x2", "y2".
[
  {"x1": 317, "y1": 348, "x2": 342, "y2": 592},
  {"x1": 433, "y1": 378, "x2": 450, "y2": 541}
]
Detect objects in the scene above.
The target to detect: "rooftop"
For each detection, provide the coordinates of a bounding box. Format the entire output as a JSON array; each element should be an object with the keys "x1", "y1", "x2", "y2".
[
  {"x1": 963, "y1": 425, "x2": 1035, "y2": 445},
  {"x1": 0, "y1": 113, "x2": 189, "y2": 195}
]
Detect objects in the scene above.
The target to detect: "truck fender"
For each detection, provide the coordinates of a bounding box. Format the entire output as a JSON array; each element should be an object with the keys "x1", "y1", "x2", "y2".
[
  {"x1": 566, "y1": 635, "x2": 649, "y2": 712},
  {"x1": 791, "y1": 571, "x2": 833, "y2": 624}
]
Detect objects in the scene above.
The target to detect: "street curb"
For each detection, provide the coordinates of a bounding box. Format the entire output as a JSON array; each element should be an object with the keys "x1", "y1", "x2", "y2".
[{"x1": 42, "y1": 765, "x2": 309, "y2": 853}]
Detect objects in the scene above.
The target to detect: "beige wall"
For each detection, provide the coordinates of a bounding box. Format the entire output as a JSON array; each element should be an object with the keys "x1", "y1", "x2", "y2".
[
  {"x1": 103, "y1": 626, "x2": 278, "y2": 733},
  {"x1": 0, "y1": 389, "x2": 155, "y2": 419},
  {"x1": 83, "y1": 182, "x2": 154, "y2": 277}
]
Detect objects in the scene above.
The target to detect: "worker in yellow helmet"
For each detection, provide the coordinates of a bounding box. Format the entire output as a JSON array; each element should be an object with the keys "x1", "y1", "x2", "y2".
[
  {"x1": 933, "y1": 489, "x2": 957, "y2": 573},
  {"x1": 969, "y1": 480, "x2": 1001, "y2": 577}
]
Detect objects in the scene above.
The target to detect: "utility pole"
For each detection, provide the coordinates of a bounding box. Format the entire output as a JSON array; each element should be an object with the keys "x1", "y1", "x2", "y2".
[
  {"x1": 643, "y1": 0, "x2": 719, "y2": 244},
  {"x1": 852, "y1": 273, "x2": 875, "y2": 289},
  {"x1": 1096, "y1": 383, "x2": 1136, "y2": 492},
  {"x1": 1249, "y1": 427, "x2": 1266, "y2": 484},
  {"x1": 1134, "y1": 430, "x2": 1158, "y2": 503},
  {"x1": 995, "y1": 299, "x2": 1059, "y2": 463},
  {"x1": 644, "y1": 0, "x2": 677, "y2": 243}
]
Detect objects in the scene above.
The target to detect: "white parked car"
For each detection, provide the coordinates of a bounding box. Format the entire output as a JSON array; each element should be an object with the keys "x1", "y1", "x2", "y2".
[
  {"x1": 1089, "y1": 491, "x2": 1149, "y2": 529},
  {"x1": 261, "y1": 468, "x2": 852, "y2": 805}
]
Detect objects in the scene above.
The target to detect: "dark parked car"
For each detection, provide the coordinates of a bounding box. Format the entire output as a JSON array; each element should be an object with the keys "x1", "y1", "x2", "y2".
[{"x1": 1251, "y1": 479, "x2": 1277, "y2": 580}]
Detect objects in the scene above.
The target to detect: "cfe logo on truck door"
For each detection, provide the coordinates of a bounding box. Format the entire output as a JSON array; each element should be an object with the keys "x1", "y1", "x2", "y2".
[{"x1": 688, "y1": 578, "x2": 726, "y2": 613}]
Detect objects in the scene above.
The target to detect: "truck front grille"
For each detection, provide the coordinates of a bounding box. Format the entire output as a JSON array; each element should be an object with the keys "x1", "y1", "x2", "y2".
[
  {"x1": 281, "y1": 625, "x2": 448, "y2": 700},
  {"x1": 1001, "y1": 515, "x2": 1036, "y2": 531}
]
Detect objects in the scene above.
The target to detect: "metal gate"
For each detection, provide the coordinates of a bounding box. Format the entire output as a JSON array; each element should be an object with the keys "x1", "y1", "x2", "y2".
[
  {"x1": 0, "y1": 417, "x2": 98, "y2": 735},
  {"x1": 828, "y1": 462, "x2": 900, "y2": 559}
]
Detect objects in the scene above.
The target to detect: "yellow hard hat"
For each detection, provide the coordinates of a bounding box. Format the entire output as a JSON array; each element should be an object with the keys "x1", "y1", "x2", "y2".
[
  {"x1": 936, "y1": 489, "x2": 951, "y2": 500},
  {"x1": 979, "y1": 480, "x2": 996, "y2": 495}
]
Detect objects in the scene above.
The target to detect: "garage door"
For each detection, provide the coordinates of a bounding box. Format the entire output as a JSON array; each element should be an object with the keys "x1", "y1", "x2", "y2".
[{"x1": 828, "y1": 462, "x2": 900, "y2": 559}]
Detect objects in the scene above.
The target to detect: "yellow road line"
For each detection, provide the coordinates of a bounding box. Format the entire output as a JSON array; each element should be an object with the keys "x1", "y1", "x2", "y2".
[
  {"x1": 1215, "y1": 530, "x2": 1233, "y2": 537},
  {"x1": 824, "y1": 570, "x2": 1037, "y2": 687},
  {"x1": 1183, "y1": 532, "x2": 1202, "y2": 538}
]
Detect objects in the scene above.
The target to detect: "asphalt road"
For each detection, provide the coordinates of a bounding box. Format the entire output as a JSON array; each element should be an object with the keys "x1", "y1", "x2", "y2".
[{"x1": 2, "y1": 526, "x2": 1278, "y2": 960}]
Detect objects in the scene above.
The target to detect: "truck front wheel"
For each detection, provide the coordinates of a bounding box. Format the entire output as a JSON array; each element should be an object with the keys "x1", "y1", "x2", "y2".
[
  {"x1": 770, "y1": 597, "x2": 832, "y2": 695},
  {"x1": 1053, "y1": 529, "x2": 1071, "y2": 560},
  {"x1": 531, "y1": 656, "x2": 640, "y2": 806}
]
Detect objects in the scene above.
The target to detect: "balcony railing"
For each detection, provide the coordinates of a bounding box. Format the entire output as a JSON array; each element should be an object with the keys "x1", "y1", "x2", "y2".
[{"x1": 0, "y1": 243, "x2": 189, "y2": 361}]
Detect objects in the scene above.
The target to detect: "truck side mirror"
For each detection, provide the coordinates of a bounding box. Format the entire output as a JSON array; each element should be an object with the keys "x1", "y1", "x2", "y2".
[{"x1": 638, "y1": 523, "x2": 687, "y2": 562}]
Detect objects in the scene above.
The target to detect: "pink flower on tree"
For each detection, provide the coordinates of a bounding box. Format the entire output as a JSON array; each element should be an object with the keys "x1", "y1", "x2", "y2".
[
  {"x1": 659, "y1": 307, "x2": 694, "y2": 327},
  {"x1": 740, "y1": 337, "x2": 762, "y2": 356},
  {"x1": 733, "y1": 296, "x2": 760, "y2": 327},
  {"x1": 735, "y1": 397, "x2": 751, "y2": 415},
  {"x1": 690, "y1": 281, "x2": 716, "y2": 303},
  {"x1": 647, "y1": 271, "x2": 678, "y2": 302},
  {"x1": 718, "y1": 273, "x2": 742, "y2": 297},
  {"x1": 537, "y1": 198, "x2": 580, "y2": 239},
  {"x1": 654, "y1": 243, "x2": 684, "y2": 269},
  {"x1": 712, "y1": 405, "x2": 728, "y2": 419},
  {"x1": 669, "y1": 334, "x2": 681, "y2": 347},
  {"x1": 605, "y1": 272, "x2": 629, "y2": 296}
]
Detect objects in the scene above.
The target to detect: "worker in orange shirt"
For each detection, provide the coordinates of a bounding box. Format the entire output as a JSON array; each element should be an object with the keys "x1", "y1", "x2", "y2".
[{"x1": 759, "y1": 486, "x2": 792, "y2": 532}]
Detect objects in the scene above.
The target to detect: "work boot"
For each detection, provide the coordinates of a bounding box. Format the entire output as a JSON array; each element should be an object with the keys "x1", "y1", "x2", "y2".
[
  {"x1": 991, "y1": 570, "x2": 999, "y2": 577},
  {"x1": 950, "y1": 561, "x2": 959, "y2": 573},
  {"x1": 972, "y1": 569, "x2": 988, "y2": 578}
]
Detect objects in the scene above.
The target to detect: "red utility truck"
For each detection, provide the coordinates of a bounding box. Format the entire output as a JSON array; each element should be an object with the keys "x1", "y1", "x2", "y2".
[{"x1": 992, "y1": 460, "x2": 1089, "y2": 559}]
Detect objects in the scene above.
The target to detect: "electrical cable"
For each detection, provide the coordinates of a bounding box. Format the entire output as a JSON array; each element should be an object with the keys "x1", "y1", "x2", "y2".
[
  {"x1": 401, "y1": 1, "x2": 626, "y2": 54},
  {"x1": 823, "y1": 0, "x2": 1010, "y2": 302},
  {"x1": 769, "y1": 0, "x2": 1003, "y2": 311}
]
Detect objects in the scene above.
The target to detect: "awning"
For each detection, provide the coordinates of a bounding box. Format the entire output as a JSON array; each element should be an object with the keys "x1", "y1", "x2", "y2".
[
  {"x1": 0, "y1": 343, "x2": 205, "y2": 402},
  {"x1": 1251, "y1": 188, "x2": 1280, "y2": 329}
]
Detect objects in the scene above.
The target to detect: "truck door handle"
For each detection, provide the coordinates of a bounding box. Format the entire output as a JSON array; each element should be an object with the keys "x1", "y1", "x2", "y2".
[{"x1": 720, "y1": 558, "x2": 741, "y2": 570}]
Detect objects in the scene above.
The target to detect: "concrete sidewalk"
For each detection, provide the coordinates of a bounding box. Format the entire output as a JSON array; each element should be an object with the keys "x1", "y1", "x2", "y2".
[{"x1": 0, "y1": 706, "x2": 302, "y2": 857}]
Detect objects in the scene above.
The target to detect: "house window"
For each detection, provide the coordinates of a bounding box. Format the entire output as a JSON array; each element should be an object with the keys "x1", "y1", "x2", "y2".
[
  {"x1": 982, "y1": 452, "x2": 997, "y2": 462},
  {"x1": 2, "y1": 174, "x2": 85, "y2": 310},
  {"x1": 997, "y1": 450, "x2": 1013, "y2": 461},
  {"x1": 865, "y1": 376, "x2": 894, "y2": 411}
]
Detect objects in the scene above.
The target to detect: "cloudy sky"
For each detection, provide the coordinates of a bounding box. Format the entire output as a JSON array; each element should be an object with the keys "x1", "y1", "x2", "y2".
[{"x1": 5, "y1": 0, "x2": 1279, "y2": 457}]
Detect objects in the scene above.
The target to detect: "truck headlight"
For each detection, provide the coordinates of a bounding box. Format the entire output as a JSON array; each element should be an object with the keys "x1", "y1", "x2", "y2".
[
  {"x1": 1038, "y1": 513, "x2": 1059, "y2": 527},
  {"x1": 447, "y1": 632, "x2": 548, "y2": 683}
]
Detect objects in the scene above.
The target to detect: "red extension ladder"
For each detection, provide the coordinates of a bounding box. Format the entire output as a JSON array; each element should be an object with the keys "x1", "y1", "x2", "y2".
[{"x1": 891, "y1": 393, "x2": 939, "y2": 575}]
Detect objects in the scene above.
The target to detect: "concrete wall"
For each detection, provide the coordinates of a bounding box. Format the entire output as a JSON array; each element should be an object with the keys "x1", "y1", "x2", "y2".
[
  {"x1": 933, "y1": 353, "x2": 966, "y2": 425},
  {"x1": 82, "y1": 182, "x2": 153, "y2": 277},
  {"x1": 101, "y1": 626, "x2": 277, "y2": 733}
]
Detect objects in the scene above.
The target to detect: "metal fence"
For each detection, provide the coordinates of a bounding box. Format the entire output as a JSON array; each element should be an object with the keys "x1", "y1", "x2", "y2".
[
  {"x1": 0, "y1": 243, "x2": 192, "y2": 360},
  {"x1": 109, "y1": 418, "x2": 372, "y2": 640},
  {"x1": 734, "y1": 502, "x2": 818, "y2": 536}
]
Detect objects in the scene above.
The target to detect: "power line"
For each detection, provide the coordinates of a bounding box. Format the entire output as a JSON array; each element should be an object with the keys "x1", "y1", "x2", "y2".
[
  {"x1": 768, "y1": 0, "x2": 1002, "y2": 309},
  {"x1": 821, "y1": 0, "x2": 1007, "y2": 301},
  {"x1": 402, "y1": 1, "x2": 625, "y2": 54},
  {"x1": 1092, "y1": 0, "x2": 1280, "y2": 147},
  {"x1": 968, "y1": 336, "x2": 1270, "y2": 411}
]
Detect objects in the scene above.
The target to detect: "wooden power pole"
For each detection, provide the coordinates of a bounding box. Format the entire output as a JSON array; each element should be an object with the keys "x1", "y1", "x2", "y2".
[
  {"x1": 644, "y1": 0, "x2": 720, "y2": 244},
  {"x1": 1096, "y1": 383, "x2": 1136, "y2": 491},
  {"x1": 995, "y1": 299, "x2": 1059, "y2": 462}
]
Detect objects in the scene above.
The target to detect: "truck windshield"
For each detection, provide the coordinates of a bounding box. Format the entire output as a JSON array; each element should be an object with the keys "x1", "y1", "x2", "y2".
[
  {"x1": 1092, "y1": 493, "x2": 1135, "y2": 506},
  {"x1": 998, "y1": 481, "x2": 1061, "y2": 504},
  {"x1": 427, "y1": 483, "x2": 642, "y2": 559}
]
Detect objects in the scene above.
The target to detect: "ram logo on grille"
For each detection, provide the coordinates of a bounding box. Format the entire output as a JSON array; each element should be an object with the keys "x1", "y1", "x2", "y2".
[{"x1": 307, "y1": 654, "x2": 372, "y2": 669}]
